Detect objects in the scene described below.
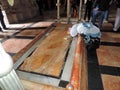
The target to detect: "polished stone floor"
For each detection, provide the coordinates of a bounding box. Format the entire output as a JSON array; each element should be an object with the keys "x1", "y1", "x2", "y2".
[
  {"x1": 0, "y1": 6, "x2": 120, "y2": 90},
  {"x1": 87, "y1": 23, "x2": 120, "y2": 90},
  {"x1": 0, "y1": 20, "x2": 120, "y2": 90}
]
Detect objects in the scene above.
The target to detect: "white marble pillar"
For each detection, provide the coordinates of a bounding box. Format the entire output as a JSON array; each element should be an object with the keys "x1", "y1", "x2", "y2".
[{"x1": 0, "y1": 42, "x2": 24, "y2": 90}]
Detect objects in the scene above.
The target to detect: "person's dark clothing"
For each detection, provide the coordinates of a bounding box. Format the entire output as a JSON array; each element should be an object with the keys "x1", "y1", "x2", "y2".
[
  {"x1": 84, "y1": 0, "x2": 93, "y2": 21},
  {"x1": 91, "y1": 0, "x2": 112, "y2": 29},
  {"x1": 93, "y1": 0, "x2": 112, "y2": 11},
  {"x1": 115, "y1": 0, "x2": 120, "y2": 8},
  {"x1": 86, "y1": 0, "x2": 93, "y2": 8},
  {"x1": 0, "y1": 8, "x2": 6, "y2": 30},
  {"x1": 0, "y1": 8, "x2": 3, "y2": 18}
]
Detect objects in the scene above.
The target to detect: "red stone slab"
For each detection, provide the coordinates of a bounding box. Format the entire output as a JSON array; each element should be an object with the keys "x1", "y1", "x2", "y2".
[
  {"x1": 19, "y1": 24, "x2": 72, "y2": 77},
  {"x1": 70, "y1": 35, "x2": 83, "y2": 90}
]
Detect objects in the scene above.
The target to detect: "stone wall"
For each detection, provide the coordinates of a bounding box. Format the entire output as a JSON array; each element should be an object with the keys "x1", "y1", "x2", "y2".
[{"x1": 1, "y1": 0, "x2": 39, "y2": 23}]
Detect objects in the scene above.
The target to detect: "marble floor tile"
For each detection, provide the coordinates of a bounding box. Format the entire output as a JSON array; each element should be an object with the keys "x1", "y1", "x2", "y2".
[
  {"x1": 97, "y1": 45, "x2": 120, "y2": 67},
  {"x1": 2, "y1": 38, "x2": 32, "y2": 53},
  {"x1": 101, "y1": 32, "x2": 120, "y2": 42},
  {"x1": 101, "y1": 74, "x2": 120, "y2": 90}
]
